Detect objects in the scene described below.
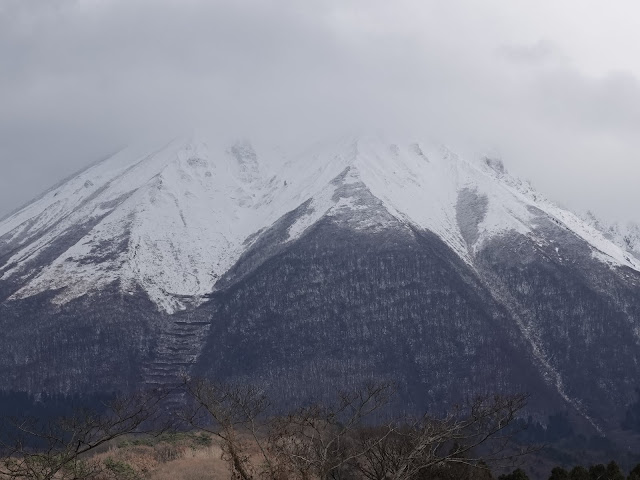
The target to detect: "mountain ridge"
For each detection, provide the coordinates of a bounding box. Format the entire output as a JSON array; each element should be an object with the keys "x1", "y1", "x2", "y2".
[
  {"x1": 2, "y1": 134, "x2": 638, "y2": 314},
  {"x1": 2, "y1": 133, "x2": 640, "y2": 436}
]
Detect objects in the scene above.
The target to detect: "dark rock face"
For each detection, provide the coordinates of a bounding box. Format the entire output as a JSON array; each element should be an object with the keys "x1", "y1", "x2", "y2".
[{"x1": 456, "y1": 188, "x2": 489, "y2": 249}]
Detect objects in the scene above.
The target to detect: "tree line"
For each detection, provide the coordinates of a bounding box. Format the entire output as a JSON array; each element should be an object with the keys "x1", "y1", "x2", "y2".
[{"x1": 500, "y1": 461, "x2": 640, "y2": 480}]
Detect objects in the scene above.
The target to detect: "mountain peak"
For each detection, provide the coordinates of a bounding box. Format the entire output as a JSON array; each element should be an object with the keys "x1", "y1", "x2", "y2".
[
  {"x1": 1, "y1": 135, "x2": 639, "y2": 314},
  {"x1": 4, "y1": 133, "x2": 640, "y2": 436}
]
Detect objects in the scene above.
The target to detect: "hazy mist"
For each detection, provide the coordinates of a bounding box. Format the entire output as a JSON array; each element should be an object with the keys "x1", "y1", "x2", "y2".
[{"x1": 1, "y1": 0, "x2": 640, "y2": 222}]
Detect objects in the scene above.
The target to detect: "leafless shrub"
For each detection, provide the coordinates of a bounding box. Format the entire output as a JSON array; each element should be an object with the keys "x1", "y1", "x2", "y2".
[
  {"x1": 0, "y1": 389, "x2": 171, "y2": 480},
  {"x1": 153, "y1": 442, "x2": 187, "y2": 463},
  {"x1": 268, "y1": 382, "x2": 394, "y2": 480},
  {"x1": 352, "y1": 393, "x2": 532, "y2": 480}
]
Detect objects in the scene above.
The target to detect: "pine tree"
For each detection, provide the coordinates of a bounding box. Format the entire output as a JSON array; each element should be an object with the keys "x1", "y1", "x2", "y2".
[
  {"x1": 629, "y1": 463, "x2": 640, "y2": 480},
  {"x1": 499, "y1": 468, "x2": 530, "y2": 480},
  {"x1": 549, "y1": 466, "x2": 570, "y2": 480},
  {"x1": 569, "y1": 466, "x2": 589, "y2": 480},
  {"x1": 589, "y1": 464, "x2": 606, "y2": 480},
  {"x1": 605, "y1": 461, "x2": 625, "y2": 480}
]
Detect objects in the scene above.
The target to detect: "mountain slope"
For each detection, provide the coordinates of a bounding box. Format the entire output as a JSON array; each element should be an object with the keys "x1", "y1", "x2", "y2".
[{"x1": 1, "y1": 134, "x2": 639, "y2": 433}]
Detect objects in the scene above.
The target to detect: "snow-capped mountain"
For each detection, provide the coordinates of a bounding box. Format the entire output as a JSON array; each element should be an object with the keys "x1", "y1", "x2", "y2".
[
  {"x1": 2, "y1": 134, "x2": 640, "y2": 434},
  {"x1": 2, "y1": 135, "x2": 637, "y2": 312}
]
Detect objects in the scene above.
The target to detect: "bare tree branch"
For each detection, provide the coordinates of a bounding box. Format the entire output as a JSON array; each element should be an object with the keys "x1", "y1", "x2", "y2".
[{"x1": 0, "y1": 388, "x2": 172, "y2": 480}]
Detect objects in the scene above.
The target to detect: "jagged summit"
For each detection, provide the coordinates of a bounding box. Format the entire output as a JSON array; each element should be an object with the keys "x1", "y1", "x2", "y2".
[{"x1": 0, "y1": 134, "x2": 638, "y2": 313}]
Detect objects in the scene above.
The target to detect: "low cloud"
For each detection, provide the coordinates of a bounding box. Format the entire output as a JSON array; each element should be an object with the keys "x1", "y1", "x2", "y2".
[
  {"x1": 498, "y1": 41, "x2": 561, "y2": 65},
  {"x1": 1, "y1": 0, "x2": 640, "y2": 223}
]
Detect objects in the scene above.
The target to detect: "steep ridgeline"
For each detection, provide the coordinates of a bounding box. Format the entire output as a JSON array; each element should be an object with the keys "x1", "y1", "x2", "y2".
[{"x1": 1, "y1": 135, "x2": 640, "y2": 433}]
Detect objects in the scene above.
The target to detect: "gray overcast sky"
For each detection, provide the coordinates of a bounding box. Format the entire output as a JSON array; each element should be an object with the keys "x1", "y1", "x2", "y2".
[{"x1": 1, "y1": 0, "x2": 640, "y2": 222}]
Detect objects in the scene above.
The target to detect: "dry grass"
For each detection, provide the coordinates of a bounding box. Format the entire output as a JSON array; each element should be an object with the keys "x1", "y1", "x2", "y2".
[
  {"x1": 150, "y1": 447, "x2": 229, "y2": 480},
  {"x1": 90, "y1": 432, "x2": 258, "y2": 480},
  {"x1": 0, "y1": 432, "x2": 260, "y2": 479},
  {"x1": 45, "y1": 432, "x2": 224, "y2": 480}
]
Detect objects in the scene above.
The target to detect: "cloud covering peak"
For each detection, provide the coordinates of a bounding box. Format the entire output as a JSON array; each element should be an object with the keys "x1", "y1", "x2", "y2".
[{"x1": 1, "y1": 0, "x2": 640, "y2": 222}]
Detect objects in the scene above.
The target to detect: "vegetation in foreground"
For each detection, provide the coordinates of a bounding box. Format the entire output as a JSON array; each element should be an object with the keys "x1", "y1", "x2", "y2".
[
  {"x1": 1, "y1": 379, "x2": 639, "y2": 479},
  {"x1": 0, "y1": 379, "x2": 531, "y2": 479}
]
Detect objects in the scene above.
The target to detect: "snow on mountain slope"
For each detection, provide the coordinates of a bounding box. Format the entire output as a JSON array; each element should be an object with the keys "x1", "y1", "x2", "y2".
[
  {"x1": 606, "y1": 222, "x2": 640, "y2": 261},
  {"x1": 579, "y1": 211, "x2": 640, "y2": 263},
  {"x1": 1, "y1": 136, "x2": 355, "y2": 312},
  {"x1": 1, "y1": 134, "x2": 638, "y2": 313}
]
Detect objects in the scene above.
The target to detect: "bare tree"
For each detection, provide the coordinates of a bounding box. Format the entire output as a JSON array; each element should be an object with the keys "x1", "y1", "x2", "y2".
[
  {"x1": 268, "y1": 382, "x2": 395, "y2": 480},
  {"x1": 182, "y1": 378, "x2": 533, "y2": 480},
  {"x1": 353, "y1": 393, "x2": 532, "y2": 480},
  {"x1": 0, "y1": 389, "x2": 170, "y2": 480},
  {"x1": 181, "y1": 376, "x2": 275, "y2": 480}
]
